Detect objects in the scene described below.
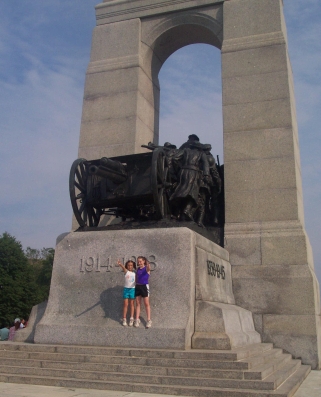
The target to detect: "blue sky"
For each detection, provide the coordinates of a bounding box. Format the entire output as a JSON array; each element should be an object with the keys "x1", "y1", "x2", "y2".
[{"x1": 0, "y1": 1, "x2": 320, "y2": 282}]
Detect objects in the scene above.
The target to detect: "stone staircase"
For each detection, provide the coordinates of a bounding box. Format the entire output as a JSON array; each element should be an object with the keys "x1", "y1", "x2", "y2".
[{"x1": 0, "y1": 342, "x2": 310, "y2": 396}]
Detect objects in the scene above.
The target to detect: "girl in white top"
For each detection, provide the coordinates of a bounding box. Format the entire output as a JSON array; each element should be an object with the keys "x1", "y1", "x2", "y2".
[{"x1": 117, "y1": 260, "x2": 136, "y2": 326}]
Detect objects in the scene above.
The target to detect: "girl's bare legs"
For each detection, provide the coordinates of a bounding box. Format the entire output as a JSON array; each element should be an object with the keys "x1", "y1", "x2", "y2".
[
  {"x1": 135, "y1": 296, "x2": 141, "y2": 320},
  {"x1": 122, "y1": 299, "x2": 128, "y2": 319},
  {"x1": 129, "y1": 299, "x2": 135, "y2": 318},
  {"x1": 143, "y1": 297, "x2": 151, "y2": 321}
]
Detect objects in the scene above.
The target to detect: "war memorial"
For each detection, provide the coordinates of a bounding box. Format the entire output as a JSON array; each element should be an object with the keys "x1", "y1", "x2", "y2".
[{"x1": 3, "y1": 0, "x2": 321, "y2": 396}]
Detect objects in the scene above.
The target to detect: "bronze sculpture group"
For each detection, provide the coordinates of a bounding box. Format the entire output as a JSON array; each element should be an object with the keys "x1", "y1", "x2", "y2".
[
  {"x1": 69, "y1": 135, "x2": 223, "y2": 229},
  {"x1": 144, "y1": 135, "x2": 222, "y2": 228}
]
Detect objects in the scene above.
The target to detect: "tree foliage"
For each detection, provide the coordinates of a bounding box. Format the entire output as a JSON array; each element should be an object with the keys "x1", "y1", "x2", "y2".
[{"x1": 0, "y1": 232, "x2": 54, "y2": 326}]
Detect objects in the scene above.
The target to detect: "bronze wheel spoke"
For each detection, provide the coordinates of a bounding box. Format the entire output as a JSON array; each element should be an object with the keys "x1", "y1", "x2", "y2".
[
  {"x1": 75, "y1": 168, "x2": 84, "y2": 190},
  {"x1": 79, "y1": 198, "x2": 87, "y2": 214},
  {"x1": 70, "y1": 158, "x2": 101, "y2": 228},
  {"x1": 74, "y1": 181, "x2": 85, "y2": 192}
]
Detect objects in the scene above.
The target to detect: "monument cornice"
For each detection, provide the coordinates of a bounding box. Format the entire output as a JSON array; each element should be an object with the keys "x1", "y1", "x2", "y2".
[
  {"x1": 96, "y1": 0, "x2": 224, "y2": 25},
  {"x1": 222, "y1": 31, "x2": 286, "y2": 53}
]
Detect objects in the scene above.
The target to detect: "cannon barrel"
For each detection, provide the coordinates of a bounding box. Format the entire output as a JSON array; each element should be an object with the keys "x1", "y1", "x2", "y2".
[
  {"x1": 89, "y1": 164, "x2": 127, "y2": 184},
  {"x1": 100, "y1": 157, "x2": 127, "y2": 174}
]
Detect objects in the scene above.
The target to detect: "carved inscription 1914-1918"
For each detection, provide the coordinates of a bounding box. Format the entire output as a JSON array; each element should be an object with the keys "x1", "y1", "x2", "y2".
[
  {"x1": 79, "y1": 254, "x2": 157, "y2": 273},
  {"x1": 79, "y1": 253, "x2": 225, "y2": 283}
]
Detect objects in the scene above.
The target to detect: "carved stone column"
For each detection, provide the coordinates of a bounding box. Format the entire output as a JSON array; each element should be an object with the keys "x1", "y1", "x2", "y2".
[
  {"x1": 222, "y1": 0, "x2": 321, "y2": 369},
  {"x1": 78, "y1": 17, "x2": 158, "y2": 160}
]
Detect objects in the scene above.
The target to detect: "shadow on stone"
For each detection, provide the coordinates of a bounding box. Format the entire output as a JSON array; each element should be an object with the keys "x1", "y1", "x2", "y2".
[{"x1": 74, "y1": 286, "x2": 123, "y2": 323}]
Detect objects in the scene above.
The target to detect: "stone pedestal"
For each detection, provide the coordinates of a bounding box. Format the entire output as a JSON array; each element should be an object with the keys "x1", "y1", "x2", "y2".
[
  {"x1": 34, "y1": 228, "x2": 260, "y2": 350},
  {"x1": 221, "y1": 0, "x2": 321, "y2": 369},
  {"x1": 225, "y1": 221, "x2": 321, "y2": 369}
]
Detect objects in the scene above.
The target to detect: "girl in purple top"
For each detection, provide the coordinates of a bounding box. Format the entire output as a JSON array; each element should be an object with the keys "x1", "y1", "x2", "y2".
[{"x1": 134, "y1": 256, "x2": 151, "y2": 328}]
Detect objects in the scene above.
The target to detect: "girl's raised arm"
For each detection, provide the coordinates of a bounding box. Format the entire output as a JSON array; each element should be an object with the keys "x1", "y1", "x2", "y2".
[
  {"x1": 117, "y1": 260, "x2": 127, "y2": 273},
  {"x1": 146, "y1": 260, "x2": 151, "y2": 274}
]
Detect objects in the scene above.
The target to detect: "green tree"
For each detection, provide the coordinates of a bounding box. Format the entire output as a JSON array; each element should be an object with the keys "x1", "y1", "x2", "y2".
[
  {"x1": 25, "y1": 246, "x2": 54, "y2": 302},
  {"x1": 36, "y1": 248, "x2": 54, "y2": 299},
  {"x1": 0, "y1": 232, "x2": 53, "y2": 326},
  {"x1": 25, "y1": 247, "x2": 41, "y2": 264}
]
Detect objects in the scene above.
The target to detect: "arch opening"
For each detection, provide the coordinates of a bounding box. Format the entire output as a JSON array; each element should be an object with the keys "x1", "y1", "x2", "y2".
[{"x1": 158, "y1": 43, "x2": 223, "y2": 162}]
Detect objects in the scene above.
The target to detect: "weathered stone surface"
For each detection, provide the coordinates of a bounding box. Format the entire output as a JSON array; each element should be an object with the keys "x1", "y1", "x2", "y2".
[
  {"x1": 79, "y1": 117, "x2": 140, "y2": 148},
  {"x1": 225, "y1": 221, "x2": 316, "y2": 268},
  {"x1": 193, "y1": 301, "x2": 261, "y2": 349},
  {"x1": 262, "y1": 314, "x2": 321, "y2": 370},
  {"x1": 224, "y1": 157, "x2": 297, "y2": 193},
  {"x1": 223, "y1": 98, "x2": 292, "y2": 133},
  {"x1": 195, "y1": 247, "x2": 235, "y2": 304},
  {"x1": 83, "y1": 67, "x2": 140, "y2": 98},
  {"x1": 226, "y1": 232, "x2": 314, "y2": 269},
  {"x1": 224, "y1": 128, "x2": 295, "y2": 163},
  {"x1": 97, "y1": 0, "x2": 223, "y2": 25},
  {"x1": 225, "y1": 187, "x2": 299, "y2": 223},
  {"x1": 222, "y1": 44, "x2": 288, "y2": 78},
  {"x1": 232, "y1": 264, "x2": 319, "y2": 315},
  {"x1": 90, "y1": 19, "x2": 141, "y2": 62},
  {"x1": 78, "y1": 18, "x2": 157, "y2": 160},
  {"x1": 225, "y1": 234, "x2": 261, "y2": 266},
  {"x1": 261, "y1": 234, "x2": 311, "y2": 266},
  {"x1": 81, "y1": 91, "x2": 139, "y2": 124},
  {"x1": 223, "y1": 0, "x2": 284, "y2": 40},
  {"x1": 253, "y1": 313, "x2": 263, "y2": 335},
  {"x1": 35, "y1": 228, "x2": 242, "y2": 350},
  {"x1": 223, "y1": 71, "x2": 290, "y2": 106},
  {"x1": 35, "y1": 228, "x2": 192, "y2": 349}
]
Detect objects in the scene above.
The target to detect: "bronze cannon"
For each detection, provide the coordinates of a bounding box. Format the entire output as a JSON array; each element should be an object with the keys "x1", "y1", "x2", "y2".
[{"x1": 69, "y1": 148, "x2": 172, "y2": 228}]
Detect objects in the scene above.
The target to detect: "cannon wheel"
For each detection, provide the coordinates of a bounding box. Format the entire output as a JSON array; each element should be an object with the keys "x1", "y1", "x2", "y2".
[
  {"x1": 69, "y1": 158, "x2": 102, "y2": 227},
  {"x1": 151, "y1": 148, "x2": 171, "y2": 219}
]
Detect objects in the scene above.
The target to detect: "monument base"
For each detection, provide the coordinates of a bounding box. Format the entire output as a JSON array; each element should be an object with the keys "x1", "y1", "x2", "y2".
[
  {"x1": 192, "y1": 301, "x2": 261, "y2": 349},
  {"x1": 34, "y1": 227, "x2": 260, "y2": 350},
  {"x1": 226, "y1": 221, "x2": 321, "y2": 369}
]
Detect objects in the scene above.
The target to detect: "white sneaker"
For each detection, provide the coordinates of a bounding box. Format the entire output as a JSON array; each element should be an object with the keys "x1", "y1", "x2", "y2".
[
  {"x1": 133, "y1": 319, "x2": 140, "y2": 327},
  {"x1": 122, "y1": 318, "x2": 127, "y2": 326},
  {"x1": 146, "y1": 320, "x2": 152, "y2": 328},
  {"x1": 129, "y1": 318, "x2": 134, "y2": 327}
]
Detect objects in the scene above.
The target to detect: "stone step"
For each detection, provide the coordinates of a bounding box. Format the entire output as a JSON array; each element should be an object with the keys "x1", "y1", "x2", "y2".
[
  {"x1": 0, "y1": 342, "x2": 273, "y2": 361},
  {"x1": 0, "y1": 359, "x2": 301, "y2": 390},
  {"x1": 274, "y1": 365, "x2": 311, "y2": 396},
  {"x1": 0, "y1": 364, "x2": 311, "y2": 397},
  {"x1": 244, "y1": 354, "x2": 293, "y2": 380},
  {"x1": 0, "y1": 342, "x2": 278, "y2": 371},
  {"x1": 261, "y1": 360, "x2": 301, "y2": 390},
  {"x1": 0, "y1": 350, "x2": 252, "y2": 369},
  {"x1": 0, "y1": 358, "x2": 245, "y2": 379},
  {"x1": 0, "y1": 342, "x2": 310, "y2": 397},
  {"x1": 242, "y1": 348, "x2": 284, "y2": 369},
  {"x1": 0, "y1": 351, "x2": 293, "y2": 382}
]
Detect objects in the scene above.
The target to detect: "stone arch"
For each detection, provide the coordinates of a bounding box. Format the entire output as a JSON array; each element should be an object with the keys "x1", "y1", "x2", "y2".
[{"x1": 141, "y1": 10, "x2": 222, "y2": 79}]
